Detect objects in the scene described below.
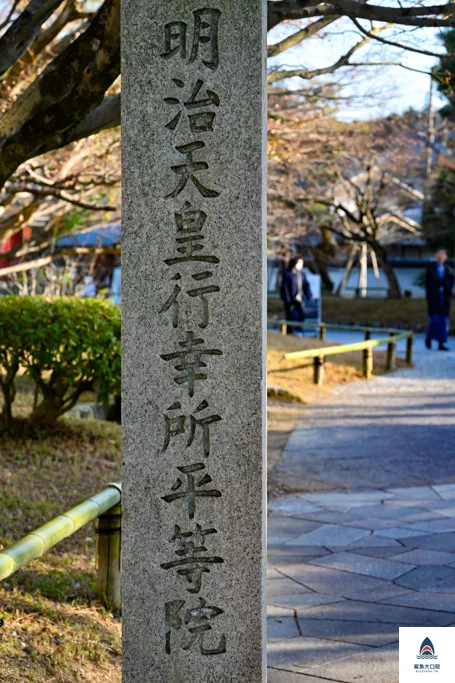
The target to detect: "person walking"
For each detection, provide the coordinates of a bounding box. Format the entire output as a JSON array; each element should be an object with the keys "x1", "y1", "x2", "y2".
[
  {"x1": 280, "y1": 256, "x2": 313, "y2": 335},
  {"x1": 425, "y1": 248, "x2": 454, "y2": 351}
]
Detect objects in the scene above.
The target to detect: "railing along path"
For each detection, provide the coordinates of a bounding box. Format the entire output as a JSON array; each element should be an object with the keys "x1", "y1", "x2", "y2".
[
  {"x1": 0, "y1": 483, "x2": 122, "y2": 610},
  {"x1": 268, "y1": 319, "x2": 414, "y2": 385}
]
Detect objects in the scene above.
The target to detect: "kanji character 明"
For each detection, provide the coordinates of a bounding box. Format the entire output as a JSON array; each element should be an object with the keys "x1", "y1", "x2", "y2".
[
  {"x1": 160, "y1": 271, "x2": 220, "y2": 329},
  {"x1": 162, "y1": 463, "x2": 221, "y2": 519},
  {"x1": 162, "y1": 400, "x2": 222, "y2": 456},
  {"x1": 161, "y1": 9, "x2": 221, "y2": 71},
  {"x1": 161, "y1": 523, "x2": 223, "y2": 593},
  {"x1": 165, "y1": 597, "x2": 226, "y2": 655},
  {"x1": 165, "y1": 141, "x2": 220, "y2": 199},
  {"x1": 165, "y1": 78, "x2": 220, "y2": 133},
  {"x1": 160, "y1": 330, "x2": 223, "y2": 397}
]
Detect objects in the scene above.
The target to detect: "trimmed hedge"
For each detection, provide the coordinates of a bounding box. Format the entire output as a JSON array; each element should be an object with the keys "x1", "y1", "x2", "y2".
[{"x1": 0, "y1": 297, "x2": 121, "y2": 428}]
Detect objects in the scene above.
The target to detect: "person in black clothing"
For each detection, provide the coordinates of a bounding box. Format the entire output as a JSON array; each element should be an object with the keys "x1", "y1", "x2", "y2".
[
  {"x1": 425, "y1": 248, "x2": 454, "y2": 351},
  {"x1": 280, "y1": 256, "x2": 313, "y2": 335}
]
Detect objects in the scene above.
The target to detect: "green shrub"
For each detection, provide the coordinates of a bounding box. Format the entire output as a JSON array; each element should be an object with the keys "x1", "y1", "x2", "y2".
[{"x1": 0, "y1": 297, "x2": 121, "y2": 429}]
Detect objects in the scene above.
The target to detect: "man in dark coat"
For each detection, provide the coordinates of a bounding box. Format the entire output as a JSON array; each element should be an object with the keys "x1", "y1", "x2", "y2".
[
  {"x1": 280, "y1": 256, "x2": 313, "y2": 335},
  {"x1": 425, "y1": 248, "x2": 454, "y2": 351}
]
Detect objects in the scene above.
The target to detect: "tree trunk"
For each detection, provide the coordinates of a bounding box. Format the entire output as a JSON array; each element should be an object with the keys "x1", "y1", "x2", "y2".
[{"x1": 373, "y1": 243, "x2": 402, "y2": 299}]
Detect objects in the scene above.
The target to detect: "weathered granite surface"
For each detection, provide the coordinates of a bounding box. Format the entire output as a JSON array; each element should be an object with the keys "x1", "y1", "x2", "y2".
[{"x1": 122, "y1": 1, "x2": 267, "y2": 681}]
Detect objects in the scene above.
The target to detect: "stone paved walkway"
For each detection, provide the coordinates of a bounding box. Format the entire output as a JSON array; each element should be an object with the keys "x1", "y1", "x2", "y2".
[{"x1": 267, "y1": 342, "x2": 455, "y2": 682}]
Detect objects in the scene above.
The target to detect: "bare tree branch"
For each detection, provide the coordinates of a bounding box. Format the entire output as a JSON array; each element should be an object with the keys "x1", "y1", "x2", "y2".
[
  {"x1": 0, "y1": 0, "x2": 66, "y2": 77},
  {"x1": 350, "y1": 17, "x2": 447, "y2": 58},
  {"x1": 268, "y1": 0, "x2": 455, "y2": 29},
  {"x1": 0, "y1": 0, "x2": 120, "y2": 186},
  {"x1": 268, "y1": 17, "x2": 338, "y2": 57}
]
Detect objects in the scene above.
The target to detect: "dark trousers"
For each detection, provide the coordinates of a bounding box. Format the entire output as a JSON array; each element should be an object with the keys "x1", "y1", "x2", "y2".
[
  {"x1": 284, "y1": 301, "x2": 305, "y2": 335},
  {"x1": 427, "y1": 315, "x2": 449, "y2": 344}
]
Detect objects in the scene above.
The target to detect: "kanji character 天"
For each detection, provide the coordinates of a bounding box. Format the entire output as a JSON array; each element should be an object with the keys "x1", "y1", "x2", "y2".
[
  {"x1": 161, "y1": 523, "x2": 223, "y2": 593},
  {"x1": 165, "y1": 78, "x2": 220, "y2": 133},
  {"x1": 165, "y1": 141, "x2": 220, "y2": 199},
  {"x1": 160, "y1": 330, "x2": 222, "y2": 397},
  {"x1": 162, "y1": 463, "x2": 221, "y2": 519},
  {"x1": 165, "y1": 597, "x2": 226, "y2": 655}
]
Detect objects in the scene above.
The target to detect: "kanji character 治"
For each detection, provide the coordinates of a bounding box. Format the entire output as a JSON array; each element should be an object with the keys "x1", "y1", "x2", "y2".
[
  {"x1": 160, "y1": 9, "x2": 221, "y2": 71},
  {"x1": 161, "y1": 523, "x2": 223, "y2": 593},
  {"x1": 160, "y1": 330, "x2": 222, "y2": 397},
  {"x1": 162, "y1": 463, "x2": 221, "y2": 519},
  {"x1": 165, "y1": 78, "x2": 220, "y2": 133},
  {"x1": 165, "y1": 141, "x2": 220, "y2": 199},
  {"x1": 165, "y1": 597, "x2": 226, "y2": 655},
  {"x1": 162, "y1": 400, "x2": 221, "y2": 455}
]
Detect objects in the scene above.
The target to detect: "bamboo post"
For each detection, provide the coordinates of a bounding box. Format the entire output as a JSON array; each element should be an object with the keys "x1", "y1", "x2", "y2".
[
  {"x1": 281, "y1": 322, "x2": 287, "y2": 335},
  {"x1": 406, "y1": 333, "x2": 414, "y2": 365},
  {"x1": 362, "y1": 346, "x2": 373, "y2": 379},
  {"x1": 97, "y1": 502, "x2": 122, "y2": 611},
  {"x1": 319, "y1": 324, "x2": 326, "y2": 341},
  {"x1": 364, "y1": 329, "x2": 371, "y2": 341},
  {"x1": 386, "y1": 333, "x2": 397, "y2": 371},
  {"x1": 313, "y1": 355, "x2": 325, "y2": 385}
]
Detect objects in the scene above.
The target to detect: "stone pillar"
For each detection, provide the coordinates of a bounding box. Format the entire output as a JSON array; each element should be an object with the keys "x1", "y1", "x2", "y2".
[{"x1": 122, "y1": 2, "x2": 267, "y2": 681}]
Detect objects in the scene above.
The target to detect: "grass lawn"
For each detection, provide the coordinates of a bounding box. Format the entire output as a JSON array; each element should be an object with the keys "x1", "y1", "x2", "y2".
[{"x1": 0, "y1": 335, "x2": 405, "y2": 680}]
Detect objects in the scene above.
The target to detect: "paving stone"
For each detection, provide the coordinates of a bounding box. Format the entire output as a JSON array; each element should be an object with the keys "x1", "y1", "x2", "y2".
[
  {"x1": 268, "y1": 546, "x2": 332, "y2": 566},
  {"x1": 347, "y1": 505, "x2": 430, "y2": 521},
  {"x1": 268, "y1": 604, "x2": 296, "y2": 618},
  {"x1": 268, "y1": 516, "x2": 322, "y2": 535},
  {"x1": 404, "y1": 518, "x2": 455, "y2": 534},
  {"x1": 433, "y1": 483, "x2": 455, "y2": 500},
  {"x1": 279, "y1": 563, "x2": 391, "y2": 597},
  {"x1": 270, "y1": 593, "x2": 343, "y2": 610},
  {"x1": 346, "y1": 536, "x2": 402, "y2": 549},
  {"x1": 389, "y1": 548, "x2": 455, "y2": 565},
  {"x1": 399, "y1": 531, "x2": 455, "y2": 552},
  {"x1": 339, "y1": 518, "x2": 399, "y2": 531},
  {"x1": 267, "y1": 669, "x2": 325, "y2": 683},
  {"x1": 350, "y1": 547, "x2": 409, "y2": 559},
  {"x1": 382, "y1": 592, "x2": 455, "y2": 613},
  {"x1": 268, "y1": 545, "x2": 330, "y2": 559},
  {"x1": 386, "y1": 486, "x2": 440, "y2": 501},
  {"x1": 268, "y1": 568, "x2": 284, "y2": 579},
  {"x1": 296, "y1": 642, "x2": 399, "y2": 683},
  {"x1": 301, "y1": 490, "x2": 393, "y2": 508},
  {"x1": 374, "y1": 527, "x2": 428, "y2": 540},
  {"x1": 432, "y1": 505, "x2": 455, "y2": 518},
  {"x1": 294, "y1": 600, "x2": 455, "y2": 625},
  {"x1": 286, "y1": 525, "x2": 370, "y2": 548},
  {"x1": 342, "y1": 584, "x2": 414, "y2": 603},
  {"x1": 268, "y1": 577, "x2": 313, "y2": 598},
  {"x1": 298, "y1": 510, "x2": 361, "y2": 525},
  {"x1": 268, "y1": 617, "x2": 300, "y2": 639},
  {"x1": 268, "y1": 496, "x2": 321, "y2": 517},
  {"x1": 267, "y1": 636, "x2": 371, "y2": 671},
  {"x1": 309, "y1": 552, "x2": 415, "y2": 580},
  {"x1": 395, "y1": 565, "x2": 455, "y2": 592},
  {"x1": 297, "y1": 618, "x2": 399, "y2": 647},
  {"x1": 382, "y1": 507, "x2": 444, "y2": 523}
]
